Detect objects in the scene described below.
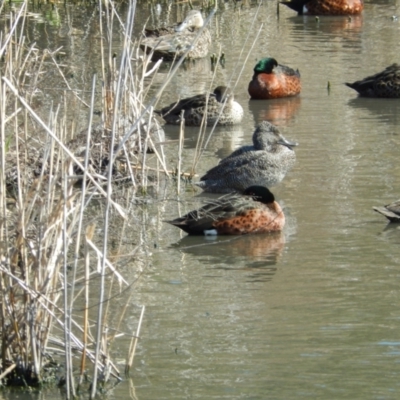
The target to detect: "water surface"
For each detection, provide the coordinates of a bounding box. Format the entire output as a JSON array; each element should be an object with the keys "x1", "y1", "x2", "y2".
[{"x1": 4, "y1": 0, "x2": 400, "y2": 398}]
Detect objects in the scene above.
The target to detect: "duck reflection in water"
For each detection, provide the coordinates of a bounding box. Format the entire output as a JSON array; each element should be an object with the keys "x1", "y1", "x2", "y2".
[
  {"x1": 248, "y1": 97, "x2": 301, "y2": 127},
  {"x1": 347, "y1": 96, "x2": 400, "y2": 127},
  {"x1": 170, "y1": 231, "x2": 286, "y2": 281}
]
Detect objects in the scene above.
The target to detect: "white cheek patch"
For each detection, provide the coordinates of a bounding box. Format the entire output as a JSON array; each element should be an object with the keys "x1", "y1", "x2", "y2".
[
  {"x1": 204, "y1": 229, "x2": 218, "y2": 236},
  {"x1": 304, "y1": 5, "x2": 308, "y2": 13}
]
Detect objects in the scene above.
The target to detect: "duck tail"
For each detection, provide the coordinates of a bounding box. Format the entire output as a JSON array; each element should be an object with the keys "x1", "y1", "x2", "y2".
[
  {"x1": 280, "y1": 0, "x2": 309, "y2": 14},
  {"x1": 373, "y1": 207, "x2": 400, "y2": 223},
  {"x1": 344, "y1": 81, "x2": 370, "y2": 95}
]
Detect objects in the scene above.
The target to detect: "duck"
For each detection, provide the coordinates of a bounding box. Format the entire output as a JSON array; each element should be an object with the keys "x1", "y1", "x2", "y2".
[
  {"x1": 156, "y1": 86, "x2": 244, "y2": 126},
  {"x1": 248, "y1": 58, "x2": 301, "y2": 100},
  {"x1": 5, "y1": 147, "x2": 43, "y2": 199},
  {"x1": 68, "y1": 119, "x2": 165, "y2": 180},
  {"x1": 165, "y1": 186, "x2": 285, "y2": 235},
  {"x1": 196, "y1": 121, "x2": 298, "y2": 193},
  {"x1": 140, "y1": 10, "x2": 211, "y2": 62},
  {"x1": 373, "y1": 200, "x2": 400, "y2": 222},
  {"x1": 279, "y1": 0, "x2": 364, "y2": 15},
  {"x1": 345, "y1": 64, "x2": 400, "y2": 98}
]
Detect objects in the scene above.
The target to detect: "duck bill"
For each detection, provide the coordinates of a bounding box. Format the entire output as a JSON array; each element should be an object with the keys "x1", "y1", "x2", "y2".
[
  {"x1": 278, "y1": 137, "x2": 298, "y2": 149},
  {"x1": 175, "y1": 22, "x2": 187, "y2": 32},
  {"x1": 175, "y1": 18, "x2": 192, "y2": 32}
]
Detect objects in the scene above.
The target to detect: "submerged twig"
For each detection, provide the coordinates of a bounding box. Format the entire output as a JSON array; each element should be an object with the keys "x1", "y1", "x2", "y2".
[{"x1": 125, "y1": 305, "x2": 145, "y2": 375}]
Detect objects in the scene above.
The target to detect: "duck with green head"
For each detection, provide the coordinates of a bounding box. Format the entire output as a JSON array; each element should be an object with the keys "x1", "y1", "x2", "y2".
[
  {"x1": 280, "y1": 0, "x2": 363, "y2": 15},
  {"x1": 156, "y1": 86, "x2": 243, "y2": 126},
  {"x1": 345, "y1": 64, "x2": 400, "y2": 98},
  {"x1": 166, "y1": 186, "x2": 285, "y2": 235},
  {"x1": 248, "y1": 58, "x2": 301, "y2": 100},
  {"x1": 140, "y1": 10, "x2": 211, "y2": 62}
]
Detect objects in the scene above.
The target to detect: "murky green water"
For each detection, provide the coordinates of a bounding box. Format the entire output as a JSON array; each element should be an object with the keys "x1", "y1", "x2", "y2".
[{"x1": 4, "y1": 0, "x2": 400, "y2": 398}]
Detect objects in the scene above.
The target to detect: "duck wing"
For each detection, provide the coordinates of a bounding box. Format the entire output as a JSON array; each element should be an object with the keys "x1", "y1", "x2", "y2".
[
  {"x1": 200, "y1": 151, "x2": 275, "y2": 181},
  {"x1": 144, "y1": 26, "x2": 177, "y2": 38},
  {"x1": 166, "y1": 194, "x2": 254, "y2": 234},
  {"x1": 157, "y1": 93, "x2": 216, "y2": 117},
  {"x1": 346, "y1": 64, "x2": 400, "y2": 96},
  {"x1": 276, "y1": 63, "x2": 300, "y2": 77},
  {"x1": 280, "y1": 0, "x2": 310, "y2": 14}
]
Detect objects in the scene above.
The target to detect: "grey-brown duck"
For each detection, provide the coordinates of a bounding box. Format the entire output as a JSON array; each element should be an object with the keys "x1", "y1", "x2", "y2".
[
  {"x1": 196, "y1": 121, "x2": 298, "y2": 193},
  {"x1": 345, "y1": 64, "x2": 400, "y2": 98},
  {"x1": 156, "y1": 86, "x2": 243, "y2": 126},
  {"x1": 140, "y1": 10, "x2": 211, "y2": 62},
  {"x1": 68, "y1": 119, "x2": 164, "y2": 180}
]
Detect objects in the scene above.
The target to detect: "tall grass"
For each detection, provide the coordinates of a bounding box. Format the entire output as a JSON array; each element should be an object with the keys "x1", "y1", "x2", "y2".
[
  {"x1": 0, "y1": 0, "x2": 250, "y2": 395},
  {"x1": 0, "y1": 0, "x2": 187, "y2": 396}
]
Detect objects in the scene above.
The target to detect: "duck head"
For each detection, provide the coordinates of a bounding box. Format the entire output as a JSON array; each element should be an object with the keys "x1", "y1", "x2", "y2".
[
  {"x1": 253, "y1": 57, "x2": 279, "y2": 74},
  {"x1": 175, "y1": 10, "x2": 205, "y2": 32},
  {"x1": 243, "y1": 186, "x2": 275, "y2": 204},
  {"x1": 253, "y1": 121, "x2": 298, "y2": 151},
  {"x1": 213, "y1": 86, "x2": 234, "y2": 103}
]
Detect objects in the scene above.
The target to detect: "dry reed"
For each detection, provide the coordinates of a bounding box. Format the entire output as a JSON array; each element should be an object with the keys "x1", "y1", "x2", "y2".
[
  {"x1": 0, "y1": 0, "x2": 187, "y2": 396},
  {"x1": 0, "y1": 0, "x2": 225, "y2": 395}
]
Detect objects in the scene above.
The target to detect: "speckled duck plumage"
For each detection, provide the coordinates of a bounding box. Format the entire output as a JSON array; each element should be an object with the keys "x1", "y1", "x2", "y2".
[
  {"x1": 68, "y1": 119, "x2": 165, "y2": 180},
  {"x1": 140, "y1": 10, "x2": 211, "y2": 61},
  {"x1": 196, "y1": 121, "x2": 298, "y2": 193},
  {"x1": 5, "y1": 146, "x2": 43, "y2": 198},
  {"x1": 156, "y1": 86, "x2": 244, "y2": 126},
  {"x1": 345, "y1": 64, "x2": 400, "y2": 98}
]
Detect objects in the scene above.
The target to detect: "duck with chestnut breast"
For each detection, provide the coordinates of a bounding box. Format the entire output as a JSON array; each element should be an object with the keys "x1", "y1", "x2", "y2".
[
  {"x1": 248, "y1": 58, "x2": 301, "y2": 100},
  {"x1": 280, "y1": 0, "x2": 363, "y2": 15},
  {"x1": 166, "y1": 186, "x2": 285, "y2": 235}
]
